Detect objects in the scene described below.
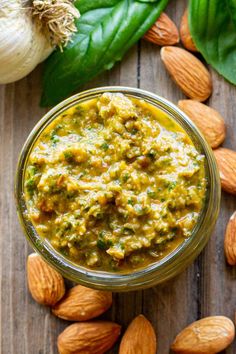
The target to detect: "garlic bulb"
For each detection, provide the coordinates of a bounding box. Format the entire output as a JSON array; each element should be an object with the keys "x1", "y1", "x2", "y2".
[{"x1": 0, "y1": 0, "x2": 80, "y2": 84}]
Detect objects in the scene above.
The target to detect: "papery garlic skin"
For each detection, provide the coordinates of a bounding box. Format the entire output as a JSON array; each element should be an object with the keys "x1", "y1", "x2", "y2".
[{"x1": 0, "y1": 0, "x2": 53, "y2": 84}]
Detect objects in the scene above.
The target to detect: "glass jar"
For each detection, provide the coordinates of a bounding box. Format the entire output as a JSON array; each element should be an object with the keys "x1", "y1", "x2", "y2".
[{"x1": 15, "y1": 87, "x2": 221, "y2": 291}]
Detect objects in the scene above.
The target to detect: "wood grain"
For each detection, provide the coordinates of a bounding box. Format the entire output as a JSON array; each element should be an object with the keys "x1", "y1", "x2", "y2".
[{"x1": 1, "y1": 1, "x2": 236, "y2": 353}]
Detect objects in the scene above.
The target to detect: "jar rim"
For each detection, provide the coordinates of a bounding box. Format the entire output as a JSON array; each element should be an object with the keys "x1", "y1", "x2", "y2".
[{"x1": 15, "y1": 86, "x2": 221, "y2": 291}]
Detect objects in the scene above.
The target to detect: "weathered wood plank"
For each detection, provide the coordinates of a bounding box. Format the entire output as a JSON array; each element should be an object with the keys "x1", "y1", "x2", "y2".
[
  {"x1": 139, "y1": 2, "x2": 200, "y2": 352},
  {"x1": 199, "y1": 69, "x2": 236, "y2": 354},
  {"x1": 107, "y1": 46, "x2": 143, "y2": 354},
  {"x1": 1, "y1": 83, "x2": 16, "y2": 354}
]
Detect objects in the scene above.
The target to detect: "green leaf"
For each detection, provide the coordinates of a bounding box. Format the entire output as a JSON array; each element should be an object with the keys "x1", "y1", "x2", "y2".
[
  {"x1": 189, "y1": 0, "x2": 236, "y2": 85},
  {"x1": 137, "y1": 0, "x2": 161, "y2": 2},
  {"x1": 227, "y1": 0, "x2": 236, "y2": 27},
  {"x1": 41, "y1": 0, "x2": 168, "y2": 106},
  {"x1": 75, "y1": 0, "x2": 120, "y2": 14}
]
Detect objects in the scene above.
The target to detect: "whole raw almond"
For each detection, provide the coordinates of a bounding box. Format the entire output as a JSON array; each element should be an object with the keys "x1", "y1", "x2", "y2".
[
  {"x1": 224, "y1": 211, "x2": 236, "y2": 265},
  {"x1": 213, "y1": 148, "x2": 236, "y2": 195},
  {"x1": 171, "y1": 316, "x2": 235, "y2": 354},
  {"x1": 144, "y1": 12, "x2": 179, "y2": 46},
  {"x1": 161, "y1": 46, "x2": 212, "y2": 101},
  {"x1": 57, "y1": 321, "x2": 121, "y2": 354},
  {"x1": 180, "y1": 9, "x2": 198, "y2": 52},
  {"x1": 27, "y1": 253, "x2": 65, "y2": 306},
  {"x1": 178, "y1": 100, "x2": 226, "y2": 148},
  {"x1": 52, "y1": 285, "x2": 112, "y2": 321},
  {"x1": 119, "y1": 314, "x2": 156, "y2": 354}
]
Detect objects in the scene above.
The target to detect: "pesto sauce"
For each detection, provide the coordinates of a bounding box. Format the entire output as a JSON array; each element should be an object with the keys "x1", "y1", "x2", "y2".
[{"x1": 24, "y1": 93, "x2": 206, "y2": 272}]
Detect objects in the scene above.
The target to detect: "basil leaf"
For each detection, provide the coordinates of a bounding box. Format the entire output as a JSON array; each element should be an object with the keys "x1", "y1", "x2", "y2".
[
  {"x1": 227, "y1": 0, "x2": 236, "y2": 27},
  {"x1": 76, "y1": 0, "x2": 120, "y2": 13},
  {"x1": 137, "y1": 0, "x2": 161, "y2": 2},
  {"x1": 41, "y1": 0, "x2": 168, "y2": 106},
  {"x1": 189, "y1": 0, "x2": 236, "y2": 85}
]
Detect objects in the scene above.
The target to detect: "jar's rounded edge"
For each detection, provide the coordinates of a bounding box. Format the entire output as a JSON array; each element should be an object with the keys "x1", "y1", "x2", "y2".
[{"x1": 15, "y1": 86, "x2": 221, "y2": 291}]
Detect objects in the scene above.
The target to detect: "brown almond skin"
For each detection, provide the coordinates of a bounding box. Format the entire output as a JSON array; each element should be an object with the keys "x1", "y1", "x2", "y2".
[
  {"x1": 178, "y1": 100, "x2": 226, "y2": 148},
  {"x1": 161, "y1": 46, "x2": 212, "y2": 102},
  {"x1": 180, "y1": 9, "x2": 198, "y2": 52},
  {"x1": 27, "y1": 253, "x2": 65, "y2": 306},
  {"x1": 119, "y1": 314, "x2": 157, "y2": 354},
  {"x1": 224, "y1": 211, "x2": 236, "y2": 265},
  {"x1": 57, "y1": 321, "x2": 121, "y2": 354},
  {"x1": 214, "y1": 148, "x2": 236, "y2": 195},
  {"x1": 52, "y1": 285, "x2": 112, "y2": 321},
  {"x1": 171, "y1": 316, "x2": 235, "y2": 354},
  {"x1": 144, "y1": 12, "x2": 179, "y2": 46}
]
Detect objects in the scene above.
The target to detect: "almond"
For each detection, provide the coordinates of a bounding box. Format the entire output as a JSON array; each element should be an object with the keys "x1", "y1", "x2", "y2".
[
  {"x1": 144, "y1": 12, "x2": 179, "y2": 46},
  {"x1": 143, "y1": 12, "x2": 179, "y2": 46},
  {"x1": 178, "y1": 100, "x2": 226, "y2": 148},
  {"x1": 213, "y1": 148, "x2": 236, "y2": 195},
  {"x1": 57, "y1": 321, "x2": 121, "y2": 354},
  {"x1": 27, "y1": 253, "x2": 65, "y2": 306},
  {"x1": 171, "y1": 316, "x2": 235, "y2": 354},
  {"x1": 52, "y1": 285, "x2": 112, "y2": 321},
  {"x1": 119, "y1": 314, "x2": 156, "y2": 354},
  {"x1": 161, "y1": 46, "x2": 212, "y2": 101},
  {"x1": 180, "y1": 9, "x2": 198, "y2": 52},
  {"x1": 224, "y1": 211, "x2": 236, "y2": 265}
]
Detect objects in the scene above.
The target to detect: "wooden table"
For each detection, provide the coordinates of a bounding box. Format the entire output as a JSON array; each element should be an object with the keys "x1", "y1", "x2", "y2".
[{"x1": 1, "y1": 0, "x2": 236, "y2": 353}]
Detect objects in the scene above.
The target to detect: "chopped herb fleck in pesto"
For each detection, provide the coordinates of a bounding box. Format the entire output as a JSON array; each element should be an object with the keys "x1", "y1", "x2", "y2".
[{"x1": 101, "y1": 142, "x2": 109, "y2": 151}]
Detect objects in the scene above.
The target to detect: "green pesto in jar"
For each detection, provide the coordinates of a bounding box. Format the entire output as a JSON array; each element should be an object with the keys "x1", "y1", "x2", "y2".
[{"x1": 24, "y1": 93, "x2": 206, "y2": 272}]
